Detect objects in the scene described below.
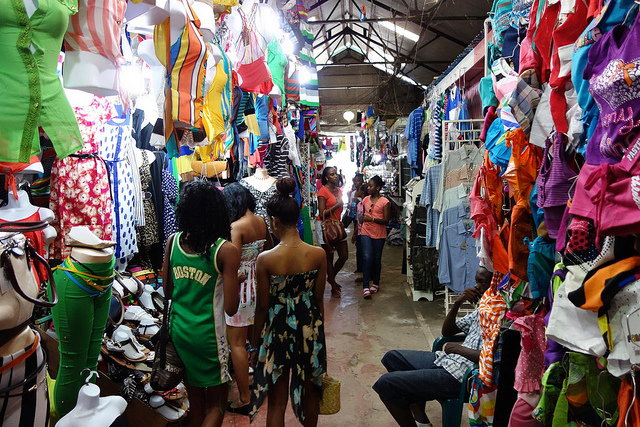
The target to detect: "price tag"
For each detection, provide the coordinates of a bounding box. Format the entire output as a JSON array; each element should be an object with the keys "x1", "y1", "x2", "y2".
[{"x1": 623, "y1": 308, "x2": 640, "y2": 366}]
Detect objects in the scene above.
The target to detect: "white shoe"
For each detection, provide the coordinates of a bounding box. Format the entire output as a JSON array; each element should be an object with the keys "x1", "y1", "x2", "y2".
[
  {"x1": 149, "y1": 395, "x2": 186, "y2": 421},
  {"x1": 137, "y1": 320, "x2": 160, "y2": 337},
  {"x1": 113, "y1": 331, "x2": 147, "y2": 362},
  {"x1": 113, "y1": 325, "x2": 147, "y2": 353},
  {"x1": 139, "y1": 285, "x2": 156, "y2": 311},
  {"x1": 124, "y1": 306, "x2": 156, "y2": 324}
]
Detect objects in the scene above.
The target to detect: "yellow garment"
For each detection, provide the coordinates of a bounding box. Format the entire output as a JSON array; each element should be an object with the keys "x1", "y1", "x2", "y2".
[{"x1": 202, "y1": 59, "x2": 228, "y2": 156}]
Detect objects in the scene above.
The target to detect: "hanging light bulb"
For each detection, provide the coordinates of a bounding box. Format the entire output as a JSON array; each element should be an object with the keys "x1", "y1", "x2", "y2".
[{"x1": 343, "y1": 111, "x2": 355, "y2": 123}]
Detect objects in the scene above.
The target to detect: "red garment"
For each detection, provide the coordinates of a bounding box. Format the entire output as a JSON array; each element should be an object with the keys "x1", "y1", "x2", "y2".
[
  {"x1": 480, "y1": 107, "x2": 498, "y2": 143},
  {"x1": 0, "y1": 156, "x2": 40, "y2": 199},
  {"x1": 549, "y1": 0, "x2": 589, "y2": 133},
  {"x1": 238, "y1": 58, "x2": 274, "y2": 95},
  {"x1": 519, "y1": 0, "x2": 543, "y2": 76},
  {"x1": 532, "y1": 1, "x2": 560, "y2": 83},
  {"x1": 0, "y1": 210, "x2": 47, "y2": 285},
  {"x1": 617, "y1": 377, "x2": 640, "y2": 427}
]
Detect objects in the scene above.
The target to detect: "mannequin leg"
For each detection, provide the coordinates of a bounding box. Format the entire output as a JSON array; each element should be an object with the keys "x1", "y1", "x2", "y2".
[
  {"x1": 87, "y1": 289, "x2": 111, "y2": 373},
  {"x1": 50, "y1": 271, "x2": 101, "y2": 417}
]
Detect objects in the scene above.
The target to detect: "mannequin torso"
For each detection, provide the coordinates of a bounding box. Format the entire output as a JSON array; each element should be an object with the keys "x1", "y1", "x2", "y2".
[
  {"x1": 56, "y1": 381, "x2": 127, "y2": 427},
  {"x1": 243, "y1": 167, "x2": 276, "y2": 192}
]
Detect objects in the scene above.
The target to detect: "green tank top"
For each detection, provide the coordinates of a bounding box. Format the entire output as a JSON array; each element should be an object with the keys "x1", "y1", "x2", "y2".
[
  {"x1": 0, "y1": 0, "x2": 83, "y2": 163},
  {"x1": 168, "y1": 232, "x2": 230, "y2": 386}
]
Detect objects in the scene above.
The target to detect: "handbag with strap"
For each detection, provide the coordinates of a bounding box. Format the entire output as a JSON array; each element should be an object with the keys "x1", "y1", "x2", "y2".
[
  {"x1": 0, "y1": 221, "x2": 57, "y2": 308},
  {"x1": 321, "y1": 211, "x2": 346, "y2": 251},
  {"x1": 319, "y1": 374, "x2": 341, "y2": 415},
  {"x1": 150, "y1": 299, "x2": 184, "y2": 391},
  {"x1": 150, "y1": 235, "x2": 184, "y2": 391}
]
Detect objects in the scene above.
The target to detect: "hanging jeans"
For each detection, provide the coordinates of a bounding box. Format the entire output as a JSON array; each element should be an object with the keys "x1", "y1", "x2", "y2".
[
  {"x1": 361, "y1": 235, "x2": 385, "y2": 289},
  {"x1": 49, "y1": 265, "x2": 113, "y2": 417}
]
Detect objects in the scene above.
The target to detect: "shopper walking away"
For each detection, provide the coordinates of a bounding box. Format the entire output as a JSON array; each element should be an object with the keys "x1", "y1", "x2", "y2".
[
  {"x1": 222, "y1": 183, "x2": 273, "y2": 415},
  {"x1": 315, "y1": 166, "x2": 348, "y2": 298},
  {"x1": 162, "y1": 180, "x2": 241, "y2": 427},
  {"x1": 249, "y1": 177, "x2": 328, "y2": 426},
  {"x1": 343, "y1": 172, "x2": 364, "y2": 230},
  {"x1": 351, "y1": 183, "x2": 367, "y2": 278},
  {"x1": 360, "y1": 175, "x2": 391, "y2": 299}
]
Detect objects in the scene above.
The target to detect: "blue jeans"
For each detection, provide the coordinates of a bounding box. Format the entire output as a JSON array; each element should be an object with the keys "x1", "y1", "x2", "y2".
[
  {"x1": 361, "y1": 235, "x2": 385, "y2": 289},
  {"x1": 373, "y1": 350, "x2": 461, "y2": 407}
]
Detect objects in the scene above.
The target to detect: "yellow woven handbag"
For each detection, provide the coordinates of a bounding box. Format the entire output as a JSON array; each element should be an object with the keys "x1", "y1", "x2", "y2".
[{"x1": 319, "y1": 374, "x2": 341, "y2": 415}]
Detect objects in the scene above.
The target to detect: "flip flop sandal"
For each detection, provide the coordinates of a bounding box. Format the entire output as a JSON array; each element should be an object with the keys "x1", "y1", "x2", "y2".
[
  {"x1": 149, "y1": 395, "x2": 187, "y2": 421},
  {"x1": 113, "y1": 325, "x2": 148, "y2": 353},
  {"x1": 102, "y1": 338, "x2": 125, "y2": 353},
  {"x1": 157, "y1": 386, "x2": 186, "y2": 401},
  {"x1": 134, "y1": 362, "x2": 153, "y2": 373},
  {"x1": 151, "y1": 292, "x2": 165, "y2": 312},
  {"x1": 138, "y1": 321, "x2": 160, "y2": 338},
  {"x1": 113, "y1": 331, "x2": 147, "y2": 362},
  {"x1": 331, "y1": 289, "x2": 342, "y2": 298}
]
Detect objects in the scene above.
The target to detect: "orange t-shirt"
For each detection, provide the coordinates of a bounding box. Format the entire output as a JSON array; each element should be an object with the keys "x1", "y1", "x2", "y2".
[
  {"x1": 316, "y1": 186, "x2": 342, "y2": 221},
  {"x1": 360, "y1": 196, "x2": 390, "y2": 239}
]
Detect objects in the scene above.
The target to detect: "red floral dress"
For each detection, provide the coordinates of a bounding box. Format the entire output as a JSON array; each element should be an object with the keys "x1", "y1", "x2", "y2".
[{"x1": 50, "y1": 97, "x2": 115, "y2": 259}]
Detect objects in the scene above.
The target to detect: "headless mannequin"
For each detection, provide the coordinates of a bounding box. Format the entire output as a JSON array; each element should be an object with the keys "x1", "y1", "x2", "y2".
[
  {"x1": 124, "y1": 0, "x2": 170, "y2": 33},
  {"x1": 243, "y1": 167, "x2": 276, "y2": 192},
  {"x1": 134, "y1": 147, "x2": 156, "y2": 167},
  {"x1": 56, "y1": 371, "x2": 127, "y2": 427},
  {"x1": 51, "y1": 227, "x2": 115, "y2": 417},
  {"x1": 226, "y1": 0, "x2": 274, "y2": 64},
  {"x1": 0, "y1": 165, "x2": 56, "y2": 255}
]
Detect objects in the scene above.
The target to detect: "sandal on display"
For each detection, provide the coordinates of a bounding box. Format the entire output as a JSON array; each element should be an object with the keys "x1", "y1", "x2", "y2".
[
  {"x1": 113, "y1": 325, "x2": 149, "y2": 353},
  {"x1": 370, "y1": 285, "x2": 379, "y2": 293},
  {"x1": 226, "y1": 400, "x2": 252, "y2": 416},
  {"x1": 363, "y1": 288, "x2": 371, "y2": 299},
  {"x1": 114, "y1": 331, "x2": 147, "y2": 362},
  {"x1": 138, "y1": 321, "x2": 160, "y2": 338},
  {"x1": 124, "y1": 305, "x2": 157, "y2": 324},
  {"x1": 149, "y1": 395, "x2": 187, "y2": 421},
  {"x1": 106, "y1": 353, "x2": 137, "y2": 370},
  {"x1": 102, "y1": 338, "x2": 125, "y2": 354},
  {"x1": 139, "y1": 285, "x2": 158, "y2": 311}
]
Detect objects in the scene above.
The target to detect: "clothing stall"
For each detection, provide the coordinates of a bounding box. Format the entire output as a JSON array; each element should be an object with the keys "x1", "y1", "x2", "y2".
[{"x1": 0, "y1": 0, "x2": 320, "y2": 424}]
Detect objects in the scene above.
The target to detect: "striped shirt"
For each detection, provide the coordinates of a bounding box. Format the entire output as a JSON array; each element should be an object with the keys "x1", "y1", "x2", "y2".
[
  {"x1": 64, "y1": 0, "x2": 127, "y2": 65},
  {"x1": 477, "y1": 276, "x2": 507, "y2": 385}
]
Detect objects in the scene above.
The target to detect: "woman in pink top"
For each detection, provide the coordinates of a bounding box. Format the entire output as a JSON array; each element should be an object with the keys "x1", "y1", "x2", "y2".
[
  {"x1": 316, "y1": 166, "x2": 348, "y2": 298},
  {"x1": 360, "y1": 176, "x2": 391, "y2": 299}
]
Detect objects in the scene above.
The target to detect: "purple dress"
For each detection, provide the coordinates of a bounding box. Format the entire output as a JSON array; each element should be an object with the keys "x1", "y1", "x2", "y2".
[{"x1": 584, "y1": 15, "x2": 640, "y2": 165}]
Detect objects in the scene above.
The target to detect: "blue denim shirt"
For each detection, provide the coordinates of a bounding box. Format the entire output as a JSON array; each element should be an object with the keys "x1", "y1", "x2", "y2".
[{"x1": 438, "y1": 220, "x2": 479, "y2": 293}]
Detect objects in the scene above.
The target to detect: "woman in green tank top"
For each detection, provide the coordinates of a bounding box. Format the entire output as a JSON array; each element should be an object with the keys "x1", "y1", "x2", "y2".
[{"x1": 162, "y1": 180, "x2": 240, "y2": 427}]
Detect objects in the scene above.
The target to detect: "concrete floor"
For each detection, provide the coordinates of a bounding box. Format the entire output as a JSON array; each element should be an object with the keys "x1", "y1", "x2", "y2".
[{"x1": 225, "y1": 242, "x2": 470, "y2": 427}]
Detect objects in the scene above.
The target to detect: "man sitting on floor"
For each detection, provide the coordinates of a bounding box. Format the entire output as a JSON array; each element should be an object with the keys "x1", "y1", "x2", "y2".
[{"x1": 373, "y1": 267, "x2": 493, "y2": 427}]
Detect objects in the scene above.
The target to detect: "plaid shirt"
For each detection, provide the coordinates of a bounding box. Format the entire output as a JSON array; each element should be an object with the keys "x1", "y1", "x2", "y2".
[{"x1": 434, "y1": 308, "x2": 483, "y2": 382}]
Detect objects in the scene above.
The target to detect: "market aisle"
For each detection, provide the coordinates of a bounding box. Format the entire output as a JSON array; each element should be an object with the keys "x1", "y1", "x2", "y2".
[{"x1": 225, "y1": 243, "x2": 468, "y2": 427}]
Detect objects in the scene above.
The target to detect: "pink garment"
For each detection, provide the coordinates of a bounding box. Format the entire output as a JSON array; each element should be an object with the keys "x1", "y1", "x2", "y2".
[
  {"x1": 508, "y1": 396, "x2": 544, "y2": 427},
  {"x1": 64, "y1": 0, "x2": 126, "y2": 65},
  {"x1": 519, "y1": 0, "x2": 543, "y2": 77},
  {"x1": 50, "y1": 97, "x2": 115, "y2": 259},
  {"x1": 513, "y1": 314, "x2": 548, "y2": 393},
  {"x1": 480, "y1": 106, "x2": 497, "y2": 142},
  {"x1": 570, "y1": 134, "x2": 640, "y2": 239}
]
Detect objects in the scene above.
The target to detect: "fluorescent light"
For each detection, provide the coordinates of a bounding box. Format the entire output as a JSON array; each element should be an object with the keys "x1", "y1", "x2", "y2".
[{"x1": 379, "y1": 21, "x2": 420, "y2": 42}]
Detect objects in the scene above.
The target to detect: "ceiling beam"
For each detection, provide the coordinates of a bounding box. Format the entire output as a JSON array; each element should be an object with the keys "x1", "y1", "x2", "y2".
[
  {"x1": 347, "y1": 28, "x2": 440, "y2": 74},
  {"x1": 319, "y1": 85, "x2": 382, "y2": 90},
  {"x1": 314, "y1": 32, "x2": 346, "y2": 58},
  {"x1": 317, "y1": 61, "x2": 452, "y2": 67},
  {"x1": 309, "y1": 16, "x2": 488, "y2": 24},
  {"x1": 313, "y1": 28, "x2": 346, "y2": 49},
  {"x1": 309, "y1": 0, "x2": 332, "y2": 11}
]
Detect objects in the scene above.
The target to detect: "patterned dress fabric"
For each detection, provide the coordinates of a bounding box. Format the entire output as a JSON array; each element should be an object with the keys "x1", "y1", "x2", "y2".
[
  {"x1": 50, "y1": 97, "x2": 115, "y2": 260},
  {"x1": 135, "y1": 154, "x2": 159, "y2": 268},
  {"x1": 99, "y1": 110, "x2": 138, "y2": 271},
  {"x1": 225, "y1": 240, "x2": 265, "y2": 327},
  {"x1": 250, "y1": 270, "x2": 327, "y2": 423},
  {"x1": 161, "y1": 169, "x2": 178, "y2": 251},
  {"x1": 239, "y1": 180, "x2": 277, "y2": 232}
]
